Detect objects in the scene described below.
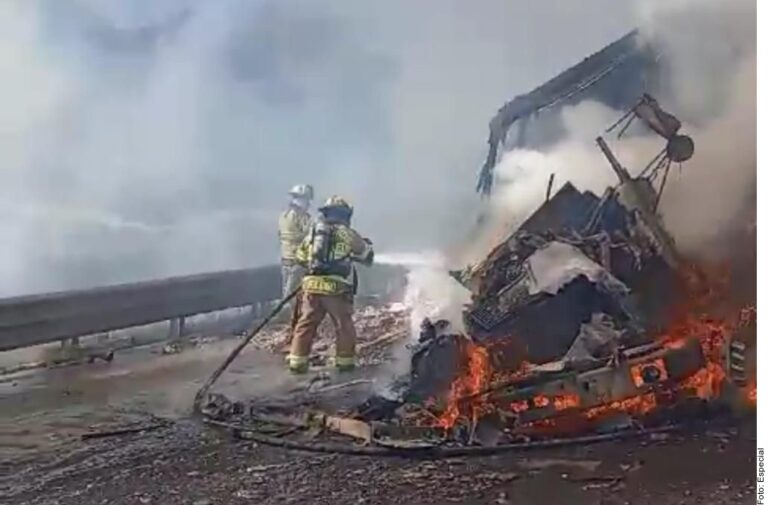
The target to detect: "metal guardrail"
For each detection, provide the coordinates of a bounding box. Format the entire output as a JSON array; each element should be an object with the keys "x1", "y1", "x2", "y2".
[
  {"x1": 0, "y1": 266, "x2": 281, "y2": 352},
  {"x1": 0, "y1": 264, "x2": 407, "y2": 352}
]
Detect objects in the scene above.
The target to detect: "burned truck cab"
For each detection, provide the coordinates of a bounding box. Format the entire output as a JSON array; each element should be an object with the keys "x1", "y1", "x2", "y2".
[
  {"x1": 403, "y1": 27, "x2": 752, "y2": 433},
  {"x1": 460, "y1": 179, "x2": 681, "y2": 369}
]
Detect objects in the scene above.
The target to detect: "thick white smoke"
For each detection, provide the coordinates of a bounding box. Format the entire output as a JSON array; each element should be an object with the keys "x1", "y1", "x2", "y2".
[
  {"x1": 481, "y1": 0, "x2": 755, "y2": 259},
  {"x1": 372, "y1": 0, "x2": 756, "y2": 364},
  {"x1": 374, "y1": 249, "x2": 469, "y2": 336},
  {"x1": 640, "y1": 0, "x2": 756, "y2": 255},
  {"x1": 490, "y1": 101, "x2": 657, "y2": 234},
  {"x1": 374, "y1": 250, "x2": 471, "y2": 392},
  {"x1": 0, "y1": 0, "x2": 635, "y2": 296}
]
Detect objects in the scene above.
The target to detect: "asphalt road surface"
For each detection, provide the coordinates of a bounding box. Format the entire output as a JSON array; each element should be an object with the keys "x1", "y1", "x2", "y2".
[{"x1": 0, "y1": 339, "x2": 756, "y2": 505}]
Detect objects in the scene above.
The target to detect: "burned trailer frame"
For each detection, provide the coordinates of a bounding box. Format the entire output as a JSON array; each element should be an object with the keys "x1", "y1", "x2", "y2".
[
  {"x1": 487, "y1": 338, "x2": 706, "y2": 427},
  {"x1": 197, "y1": 325, "x2": 744, "y2": 452},
  {"x1": 477, "y1": 30, "x2": 662, "y2": 195},
  {"x1": 403, "y1": 326, "x2": 745, "y2": 441}
]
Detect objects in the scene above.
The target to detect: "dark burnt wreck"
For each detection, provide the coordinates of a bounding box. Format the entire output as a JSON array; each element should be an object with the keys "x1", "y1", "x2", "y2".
[
  {"x1": 199, "y1": 33, "x2": 753, "y2": 452},
  {"x1": 477, "y1": 30, "x2": 662, "y2": 195}
]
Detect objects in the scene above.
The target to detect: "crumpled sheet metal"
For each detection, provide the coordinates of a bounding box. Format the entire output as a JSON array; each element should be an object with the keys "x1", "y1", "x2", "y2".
[
  {"x1": 526, "y1": 242, "x2": 629, "y2": 296},
  {"x1": 563, "y1": 312, "x2": 625, "y2": 365}
]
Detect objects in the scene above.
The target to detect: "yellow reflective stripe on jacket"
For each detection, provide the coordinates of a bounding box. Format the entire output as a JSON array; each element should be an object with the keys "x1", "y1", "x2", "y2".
[
  {"x1": 330, "y1": 228, "x2": 354, "y2": 259},
  {"x1": 334, "y1": 225, "x2": 371, "y2": 263},
  {"x1": 301, "y1": 275, "x2": 352, "y2": 295},
  {"x1": 295, "y1": 223, "x2": 369, "y2": 294}
]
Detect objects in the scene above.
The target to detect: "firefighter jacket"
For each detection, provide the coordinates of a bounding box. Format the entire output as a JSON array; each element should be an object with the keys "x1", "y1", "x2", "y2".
[
  {"x1": 295, "y1": 222, "x2": 373, "y2": 295},
  {"x1": 278, "y1": 206, "x2": 313, "y2": 262}
]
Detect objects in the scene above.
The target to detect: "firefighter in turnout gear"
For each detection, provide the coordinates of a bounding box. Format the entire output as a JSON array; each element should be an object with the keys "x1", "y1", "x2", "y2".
[
  {"x1": 277, "y1": 185, "x2": 314, "y2": 348},
  {"x1": 278, "y1": 184, "x2": 314, "y2": 297},
  {"x1": 287, "y1": 196, "x2": 374, "y2": 374}
]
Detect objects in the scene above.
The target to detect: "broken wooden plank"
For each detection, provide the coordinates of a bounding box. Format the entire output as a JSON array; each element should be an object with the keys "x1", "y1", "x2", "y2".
[
  {"x1": 81, "y1": 423, "x2": 168, "y2": 440},
  {"x1": 322, "y1": 415, "x2": 373, "y2": 443}
]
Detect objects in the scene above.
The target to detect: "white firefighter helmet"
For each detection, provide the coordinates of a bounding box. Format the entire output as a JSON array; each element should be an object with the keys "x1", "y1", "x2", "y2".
[{"x1": 288, "y1": 184, "x2": 314, "y2": 201}]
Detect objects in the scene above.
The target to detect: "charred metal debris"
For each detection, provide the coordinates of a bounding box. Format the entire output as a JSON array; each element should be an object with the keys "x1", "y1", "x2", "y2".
[{"x1": 198, "y1": 96, "x2": 753, "y2": 456}]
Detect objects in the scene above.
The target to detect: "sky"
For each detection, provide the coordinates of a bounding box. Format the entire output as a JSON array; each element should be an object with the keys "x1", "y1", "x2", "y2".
[{"x1": 0, "y1": 0, "x2": 636, "y2": 295}]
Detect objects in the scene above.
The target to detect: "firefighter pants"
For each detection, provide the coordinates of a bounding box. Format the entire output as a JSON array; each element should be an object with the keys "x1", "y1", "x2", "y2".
[
  {"x1": 279, "y1": 262, "x2": 305, "y2": 334},
  {"x1": 289, "y1": 292, "x2": 356, "y2": 364}
]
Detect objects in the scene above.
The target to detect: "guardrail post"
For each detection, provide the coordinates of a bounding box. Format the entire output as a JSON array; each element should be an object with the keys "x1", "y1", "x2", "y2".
[
  {"x1": 168, "y1": 317, "x2": 185, "y2": 342},
  {"x1": 60, "y1": 337, "x2": 80, "y2": 349}
]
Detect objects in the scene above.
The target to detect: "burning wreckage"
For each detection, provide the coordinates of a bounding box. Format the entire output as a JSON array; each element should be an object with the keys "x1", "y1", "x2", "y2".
[{"x1": 200, "y1": 96, "x2": 755, "y2": 453}]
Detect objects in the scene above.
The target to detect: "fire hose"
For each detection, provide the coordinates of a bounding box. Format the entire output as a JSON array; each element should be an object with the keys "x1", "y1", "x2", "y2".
[
  {"x1": 203, "y1": 417, "x2": 685, "y2": 458},
  {"x1": 193, "y1": 253, "x2": 368, "y2": 412},
  {"x1": 193, "y1": 285, "x2": 302, "y2": 414}
]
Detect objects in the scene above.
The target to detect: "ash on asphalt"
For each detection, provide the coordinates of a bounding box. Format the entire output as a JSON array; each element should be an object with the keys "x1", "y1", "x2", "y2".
[{"x1": 0, "y1": 335, "x2": 756, "y2": 505}]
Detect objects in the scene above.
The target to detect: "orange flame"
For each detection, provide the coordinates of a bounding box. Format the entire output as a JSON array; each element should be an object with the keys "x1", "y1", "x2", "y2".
[
  {"x1": 430, "y1": 261, "x2": 753, "y2": 432},
  {"x1": 660, "y1": 316, "x2": 728, "y2": 400},
  {"x1": 745, "y1": 379, "x2": 757, "y2": 407},
  {"x1": 435, "y1": 342, "x2": 492, "y2": 429},
  {"x1": 553, "y1": 394, "x2": 581, "y2": 411},
  {"x1": 748, "y1": 385, "x2": 757, "y2": 406},
  {"x1": 584, "y1": 392, "x2": 658, "y2": 419},
  {"x1": 507, "y1": 393, "x2": 581, "y2": 416},
  {"x1": 655, "y1": 263, "x2": 745, "y2": 401}
]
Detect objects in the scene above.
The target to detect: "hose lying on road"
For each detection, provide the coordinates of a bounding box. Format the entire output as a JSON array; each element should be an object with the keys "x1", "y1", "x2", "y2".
[
  {"x1": 204, "y1": 417, "x2": 683, "y2": 458},
  {"x1": 193, "y1": 286, "x2": 301, "y2": 414}
]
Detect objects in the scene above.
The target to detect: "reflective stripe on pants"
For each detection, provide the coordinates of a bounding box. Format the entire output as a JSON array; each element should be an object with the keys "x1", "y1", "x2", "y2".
[
  {"x1": 287, "y1": 354, "x2": 309, "y2": 372},
  {"x1": 334, "y1": 355, "x2": 355, "y2": 368}
]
